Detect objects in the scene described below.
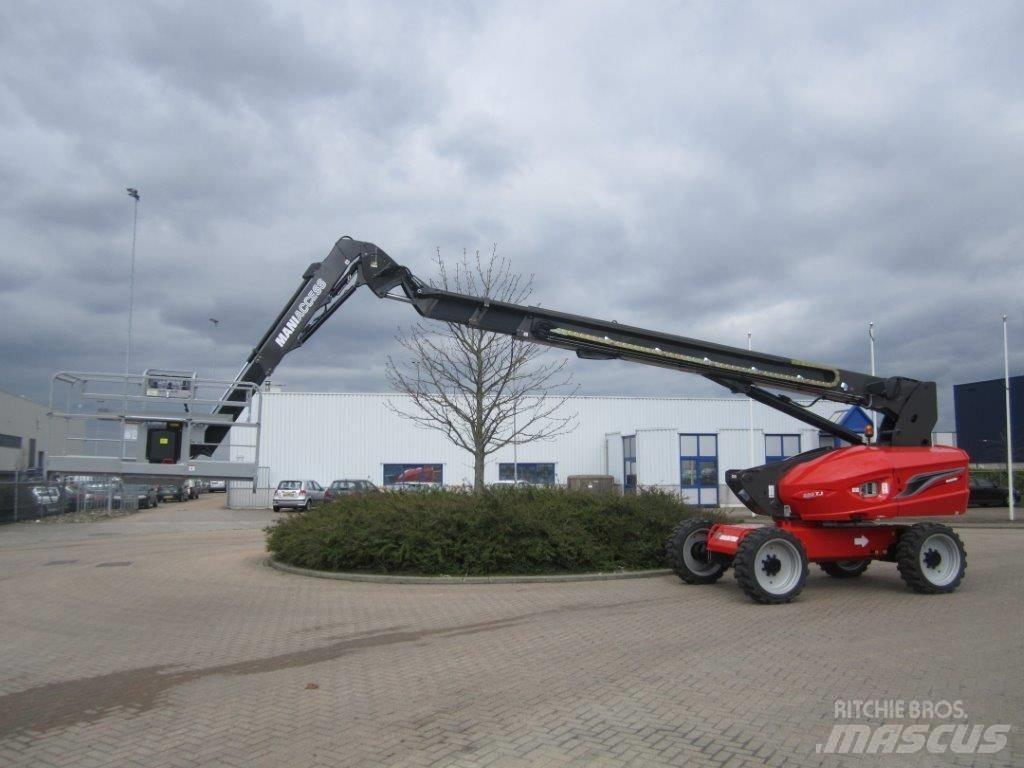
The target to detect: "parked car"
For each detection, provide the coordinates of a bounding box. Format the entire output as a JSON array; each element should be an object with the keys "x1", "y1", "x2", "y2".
[
  {"x1": 158, "y1": 482, "x2": 188, "y2": 502},
  {"x1": 208, "y1": 479, "x2": 226, "y2": 492},
  {"x1": 183, "y1": 479, "x2": 206, "y2": 499},
  {"x1": 968, "y1": 476, "x2": 1021, "y2": 507},
  {"x1": 123, "y1": 482, "x2": 159, "y2": 509},
  {"x1": 29, "y1": 485, "x2": 64, "y2": 516},
  {"x1": 324, "y1": 479, "x2": 379, "y2": 501},
  {"x1": 272, "y1": 480, "x2": 326, "y2": 511},
  {"x1": 82, "y1": 482, "x2": 122, "y2": 509},
  {"x1": 389, "y1": 481, "x2": 436, "y2": 492},
  {"x1": 490, "y1": 480, "x2": 533, "y2": 489}
]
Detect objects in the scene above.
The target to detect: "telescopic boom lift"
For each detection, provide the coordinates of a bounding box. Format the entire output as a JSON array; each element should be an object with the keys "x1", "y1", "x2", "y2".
[{"x1": 197, "y1": 237, "x2": 970, "y2": 604}]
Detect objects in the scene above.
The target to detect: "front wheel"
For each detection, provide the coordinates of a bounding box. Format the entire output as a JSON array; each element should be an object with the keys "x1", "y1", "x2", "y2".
[
  {"x1": 666, "y1": 519, "x2": 725, "y2": 584},
  {"x1": 896, "y1": 523, "x2": 966, "y2": 594},
  {"x1": 819, "y1": 559, "x2": 870, "y2": 578},
  {"x1": 734, "y1": 527, "x2": 808, "y2": 604}
]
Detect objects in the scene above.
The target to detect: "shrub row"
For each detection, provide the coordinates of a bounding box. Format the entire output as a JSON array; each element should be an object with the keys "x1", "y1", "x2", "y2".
[{"x1": 266, "y1": 487, "x2": 705, "y2": 576}]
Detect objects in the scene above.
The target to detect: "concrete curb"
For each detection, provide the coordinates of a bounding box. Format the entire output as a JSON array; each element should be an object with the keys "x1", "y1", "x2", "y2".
[{"x1": 266, "y1": 557, "x2": 673, "y2": 584}]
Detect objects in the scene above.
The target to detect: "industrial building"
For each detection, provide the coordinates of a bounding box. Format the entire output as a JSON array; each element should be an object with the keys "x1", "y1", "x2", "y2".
[
  {"x1": 954, "y1": 375, "x2": 1022, "y2": 467},
  {"x1": 0, "y1": 388, "x2": 55, "y2": 475},
  {"x1": 232, "y1": 390, "x2": 957, "y2": 507}
]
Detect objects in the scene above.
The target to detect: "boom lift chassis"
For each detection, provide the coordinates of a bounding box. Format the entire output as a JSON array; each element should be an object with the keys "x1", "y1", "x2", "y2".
[{"x1": 197, "y1": 236, "x2": 969, "y2": 604}]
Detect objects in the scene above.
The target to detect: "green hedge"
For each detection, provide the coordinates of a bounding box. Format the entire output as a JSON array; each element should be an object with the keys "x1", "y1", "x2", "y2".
[{"x1": 266, "y1": 487, "x2": 706, "y2": 576}]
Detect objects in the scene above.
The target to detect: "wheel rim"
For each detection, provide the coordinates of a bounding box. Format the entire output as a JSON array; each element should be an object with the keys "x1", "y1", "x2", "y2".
[
  {"x1": 754, "y1": 539, "x2": 802, "y2": 595},
  {"x1": 681, "y1": 528, "x2": 719, "y2": 576},
  {"x1": 919, "y1": 533, "x2": 961, "y2": 587}
]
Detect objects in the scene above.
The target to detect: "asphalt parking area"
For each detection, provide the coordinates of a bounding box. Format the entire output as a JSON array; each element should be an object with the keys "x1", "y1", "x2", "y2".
[{"x1": 0, "y1": 502, "x2": 1021, "y2": 768}]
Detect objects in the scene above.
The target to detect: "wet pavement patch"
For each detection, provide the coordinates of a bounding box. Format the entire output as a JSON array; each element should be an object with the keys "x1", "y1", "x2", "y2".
[
  {"x1": 43, "y1": 560, "x2": 78, "y2": 566},
  {"x1": 95, "y1": 562, "x2": 133, "y2": 567}
]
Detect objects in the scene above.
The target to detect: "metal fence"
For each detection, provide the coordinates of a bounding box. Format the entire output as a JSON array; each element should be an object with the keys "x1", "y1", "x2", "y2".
[
  {"x1": 0, "y1": 476, "x2": 144, "y2": 524},
  {"x1": 227, "y1": 466, "x2": 272, "y2": 510}
]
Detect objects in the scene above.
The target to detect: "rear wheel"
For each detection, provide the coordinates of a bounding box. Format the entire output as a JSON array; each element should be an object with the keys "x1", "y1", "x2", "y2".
[
  {"x1": 819, "y1": 559, "x2": 870, "y2": 578},
  {"x1": 734, "y1": 527, "x2": 808, "y2": 604},
  {"x1": 666, "y1": 519, "x2": 725, "y2": 584},
  {"x1": 302, "y1": 500, "x2": 311, "y2": 511},
  {"x1": 272, "y1": 505, "x2": 281, "y2": 512},
  {"x1": 896, "y1": 523, "x2": 966, "y2": 594}
]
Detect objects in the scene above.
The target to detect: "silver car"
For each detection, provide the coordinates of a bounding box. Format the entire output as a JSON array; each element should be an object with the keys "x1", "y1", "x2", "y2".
[{"x1": 272, "y1": 480, "x2": 326, "y2": 511}]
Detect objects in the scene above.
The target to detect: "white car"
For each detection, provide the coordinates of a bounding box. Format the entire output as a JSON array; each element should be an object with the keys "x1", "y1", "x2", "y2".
[
  {"x1": 272, "y1": 480, "x2": 326, "y2": 511},
  {"x1": 208, "y1": 479, "x2": 226, "y2": 492}
]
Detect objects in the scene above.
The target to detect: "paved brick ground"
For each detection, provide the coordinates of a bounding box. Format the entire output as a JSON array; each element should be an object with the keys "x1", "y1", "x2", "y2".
[{"x1": 0, "y1": 498, "x2": 1021, "y2": 768}]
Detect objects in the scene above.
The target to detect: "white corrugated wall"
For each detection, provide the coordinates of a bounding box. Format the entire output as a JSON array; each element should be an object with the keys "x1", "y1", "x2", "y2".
[{"x1": 247, "y1": 392, "x2": 851, "y2": 502}]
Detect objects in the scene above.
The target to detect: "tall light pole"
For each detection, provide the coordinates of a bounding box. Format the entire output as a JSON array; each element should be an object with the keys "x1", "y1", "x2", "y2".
[
  {"x1": 868, "y1": 322, "x2": 877, "y2": 442},
  {"x1": 747, "y1": 331, "x2": 754, "y2": 466},
  {"x1": 1004, "y1": 314, "x2": 1015, "y2": 522},
  {"x1": 209, "y1": 318, "x2": 220, "y2": 381},
  {"x1": 125, "y1": 188, "x2": 140, "y2": 375}
]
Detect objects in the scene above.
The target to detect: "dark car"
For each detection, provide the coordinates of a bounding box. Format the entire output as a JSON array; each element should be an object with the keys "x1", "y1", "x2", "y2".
[
  {"x1": 158, "y1": 482, "x2": 188, "y2": 502},
  {"x1": 968, "y1": 476, "x2": 1021, "y2": 507},
  {"x1": 123, "y1": 482, "x2": 159, "y2": 509},
  {"x1": 324, "y1": 479, "x2": 379, "y2": 502}
]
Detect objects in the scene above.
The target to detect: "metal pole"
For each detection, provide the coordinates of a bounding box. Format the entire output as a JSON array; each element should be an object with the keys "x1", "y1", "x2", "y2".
[
  {"x1": 869, "y1": 322, "x2": 877, "y2": 442},
  {"x1": 209, "y1": 318, "x2": 220, "y2": 381},
  {"x1": 747, "y1": 332, "x2": 756, "y2": 516},
  {"x1": 511, "y1": 339, "x2": 518, "y2": 483},
  {"x1": 747, "y1": 332, "x2": 754, "y2": 467},
  {"x1": 125, "y1": 188, "x2": 140, "y2": 374},
  {"x1": 1004, "y1": 315, "x2": 1015, "y2": 522}
]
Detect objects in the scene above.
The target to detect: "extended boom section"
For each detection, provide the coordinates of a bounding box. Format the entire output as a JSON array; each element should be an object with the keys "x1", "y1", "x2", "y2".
[{"x1": 193, "y1": 235, "x2": 969, "y2": 604}]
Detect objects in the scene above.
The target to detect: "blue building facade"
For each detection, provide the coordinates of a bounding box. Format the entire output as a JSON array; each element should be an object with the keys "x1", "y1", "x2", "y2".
[{"x1": 954, "y1": 375, "x2": 1023, "y2": 463}]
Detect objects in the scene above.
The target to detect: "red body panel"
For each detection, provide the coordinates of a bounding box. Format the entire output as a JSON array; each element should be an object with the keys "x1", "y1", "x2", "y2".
[
  {"x1": 777, "y1": 445, "x2": 969, "y2": 522},
  {"x1": 707, "y1": 521, "x2": 902, "y2": 561},
  {"x1": 707, "y1": 445, "x2": 969, "y2": 564}
]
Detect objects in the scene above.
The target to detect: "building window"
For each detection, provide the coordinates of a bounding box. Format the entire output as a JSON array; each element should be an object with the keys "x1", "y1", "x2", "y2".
[
  {"x1": 623, "y1": 435, "x2": 637, "y2": 493},
  {"x1": 28, "y1": 438, "x2": 36, "y2": 468},
  {"x1": 0, "y1": 433, "x2": 21, "y2": 450},
  {"x1": 765, "y1": 434, "x2": 801, "y2": 464},
  {"x1": 382, "y1": 463, "x2": 443, "y2": 487},
  {"x1": 680, "y1": 434, "x2": 718, "y2": 506},
  {"x1": 499, "y1": 463, "x2": 556, "y2": 485}
]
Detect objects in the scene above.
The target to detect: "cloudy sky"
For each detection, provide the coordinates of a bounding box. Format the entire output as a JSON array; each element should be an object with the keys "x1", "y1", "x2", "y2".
[{"x1": 1, "y1": 1, "x2": 1022, "y2": 428}]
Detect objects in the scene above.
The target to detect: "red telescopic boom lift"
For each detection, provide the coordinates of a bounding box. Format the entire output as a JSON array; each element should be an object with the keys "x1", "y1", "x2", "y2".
[{"x1": 195, "y1": 237, "x2": 969, "y2": 603}]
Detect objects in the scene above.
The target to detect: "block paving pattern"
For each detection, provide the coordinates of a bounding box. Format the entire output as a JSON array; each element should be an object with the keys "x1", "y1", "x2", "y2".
[{"x1": 0, "y1": 500, "x2": 1020, "y2": 767}]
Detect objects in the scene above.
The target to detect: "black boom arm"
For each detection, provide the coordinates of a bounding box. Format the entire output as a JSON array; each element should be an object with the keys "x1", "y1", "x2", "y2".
[{"x1": 193, "y1": 237, "x2": 937, "y2": 457}]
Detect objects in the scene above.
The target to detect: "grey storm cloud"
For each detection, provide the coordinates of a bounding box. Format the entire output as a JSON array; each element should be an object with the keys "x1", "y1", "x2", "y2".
[{"x1": 1, "y1": 0, "x2": 1022, "y2": 429}]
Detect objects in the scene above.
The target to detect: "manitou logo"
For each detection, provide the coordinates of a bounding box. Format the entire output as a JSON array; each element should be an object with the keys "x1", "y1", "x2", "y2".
[{"x1": 274, "y1": 279, "x2": 327, "y2": 348}]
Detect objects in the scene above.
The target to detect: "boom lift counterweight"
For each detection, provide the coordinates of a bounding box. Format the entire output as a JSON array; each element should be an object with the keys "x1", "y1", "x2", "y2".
[{"x1": 199, "y1": 237, "x2": 969, "y2": 604}]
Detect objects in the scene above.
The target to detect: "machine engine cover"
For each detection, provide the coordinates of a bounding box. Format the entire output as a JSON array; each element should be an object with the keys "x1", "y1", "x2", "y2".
[{"x1": 777, "y1": 445, "x2": 968, "y2": 521}]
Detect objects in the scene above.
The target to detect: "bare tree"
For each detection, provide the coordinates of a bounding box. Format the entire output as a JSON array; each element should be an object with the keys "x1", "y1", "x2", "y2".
[{"x1": 385, "y1": 246, "x2": 578, "y2": 491}]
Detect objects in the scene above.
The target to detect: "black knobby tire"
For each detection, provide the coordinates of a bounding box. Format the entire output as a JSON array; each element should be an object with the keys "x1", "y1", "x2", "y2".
[
  {"x1": 819, "y1": 559, "x2": 870, "y2": 578},
  {"x1": 665, "y1": 519, "x2": 725, "y2": 584},
  {"x1": 896, "y1": 523, "x2": 966, "y2": 594},
  {"x1": 733, "y1": 526, "x2": 809, "y2": 604}
]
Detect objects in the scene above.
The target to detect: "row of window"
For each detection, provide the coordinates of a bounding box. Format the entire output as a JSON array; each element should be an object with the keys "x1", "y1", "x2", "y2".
[
  {"x1": 379, "y1": 463, "x2": 560, "y2": 487},
  {"x1": 623, "y1": 433, "x2": 802, "y2": 506}
]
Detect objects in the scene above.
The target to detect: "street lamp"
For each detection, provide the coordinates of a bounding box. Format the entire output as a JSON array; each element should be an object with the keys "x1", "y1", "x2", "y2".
[
  {"x1": 209, "y1": 318, "x2": 220, "y2": 380},
  {"x1": 1003, "y1": 315, "x2": 1015, "y2": 522},
  {"x1": 125, "y1": 188, "x2": 140, "y2": 374}
]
